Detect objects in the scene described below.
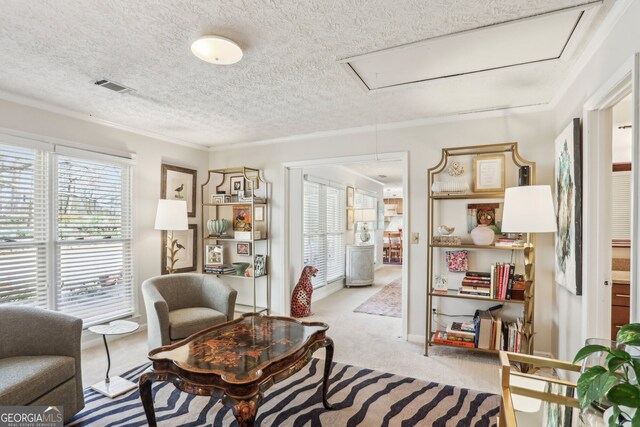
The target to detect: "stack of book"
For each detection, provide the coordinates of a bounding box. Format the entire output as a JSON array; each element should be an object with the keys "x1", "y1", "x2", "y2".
[
  {"x1": 204, "y1": 265, "x2": 235, "y2": 275},
  {"x1": 491, "y1": 263, "x2": 515, "y2": 300},
  {"x1": 459, "y1": 271, "x2": 491, "y2": 297},
  {"x1": 432, "y1": 325, "x2": 475, "y2": 348},
  {"x1": 494, "y1": 237, "x2": 525, "y2": 247},
  {"x1": 473, "y1": 310, "x2": 523, "y2": 351}
]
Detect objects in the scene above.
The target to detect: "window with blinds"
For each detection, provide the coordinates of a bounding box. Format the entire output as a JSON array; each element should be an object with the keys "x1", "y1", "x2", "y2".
[
  {"x1": 611, "y1": 170, "x2": 632, "y2": 241},
  {"x1": 303, "y1": 179, "x2": 346, "y2": 288},
  {"x1": 0, "y1": 142, "x2": 134, "y2": 327}
]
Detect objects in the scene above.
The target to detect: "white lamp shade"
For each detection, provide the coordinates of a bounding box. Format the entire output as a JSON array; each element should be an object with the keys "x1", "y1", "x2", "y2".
[
  {"x1": 501, "y1": 185, "x2": 557, "y2": 233},
  {"x1": 154, "y1": 199, "x2": 188, "y2": 231}
]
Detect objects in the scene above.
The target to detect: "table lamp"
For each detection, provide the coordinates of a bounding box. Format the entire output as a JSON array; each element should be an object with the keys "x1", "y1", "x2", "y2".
[
  {"x1": 155, "y1": 199, "x2": 188, "y2": 274},
  {"x1": 354, "y1": 208, "x2": 377, "y2": 244},
  {"x1": 501, "y1": 185, "x2": 556, "y2": 356}
]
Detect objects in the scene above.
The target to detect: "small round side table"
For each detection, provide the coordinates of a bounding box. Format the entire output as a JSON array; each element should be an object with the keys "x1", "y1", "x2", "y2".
[{"x1": 88, "y1": 319, "x2": 139, "y2": 398}]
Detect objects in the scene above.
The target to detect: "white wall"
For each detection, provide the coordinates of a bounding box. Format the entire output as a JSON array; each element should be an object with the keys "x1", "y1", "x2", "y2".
[
  {"x1": 210, "y1": 110, "x2": 557, "y2": 353},
  {"x1": 552, "y1": 0, "x2": 640, "y2": 362},
  {"x1": 0, "y1": 99, "x2": 210, "y2": 325}
]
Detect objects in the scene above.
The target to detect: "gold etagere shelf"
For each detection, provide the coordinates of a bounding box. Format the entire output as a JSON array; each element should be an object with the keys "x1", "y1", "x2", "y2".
[
  {"x1": 200, "y1": 167, "x2": 271, "y2": 314},
  {"x1": 426, "y1": 142, "x2": 536, "y2": 357}
]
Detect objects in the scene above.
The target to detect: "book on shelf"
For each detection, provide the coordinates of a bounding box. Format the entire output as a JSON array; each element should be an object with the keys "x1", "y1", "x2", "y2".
[
  {"x1": 471, "y1": 309, "x2": 524, "y2": 351},
  {"x1": 432, "y1": 331, "x2": 475, "y2": 348},
  {"x1": 205, "y1": 264, "x2": 236, "y2": 274},
  {"x1": 446, "y1": 321, "x2": 476, "y2": 339}
]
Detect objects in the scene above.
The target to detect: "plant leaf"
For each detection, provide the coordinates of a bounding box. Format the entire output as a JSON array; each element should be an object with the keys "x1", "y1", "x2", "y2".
[
  {"x1": 610, "y1": 349, "x2": 633, "y2": 363},
  {"x1": 574, "y1": 345, "x2": 610, "y2": 363},
  {"x1": 618, "y1": 324, "x2": 640, "y2": 346},
  {"x1": 609, "y1": 406, "x2": 621, "y2": 427},
  {"x1": 607, "y1": 383, "x2": 640, "y2": 408},
  {"x1": 577, "y1": 365, "x2": 610, "y2": 408},
  {"x1": 631, "y1": 406, "x2": 640, "y2": 427},
  {"x1": 608, "y1": 356, "x2": 630, "y2": 375}
]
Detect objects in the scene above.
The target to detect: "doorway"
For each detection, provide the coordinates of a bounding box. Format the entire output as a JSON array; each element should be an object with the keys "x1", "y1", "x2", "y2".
[{"x1": 282, "y1": 152, "x2": 409, "y2": 338}]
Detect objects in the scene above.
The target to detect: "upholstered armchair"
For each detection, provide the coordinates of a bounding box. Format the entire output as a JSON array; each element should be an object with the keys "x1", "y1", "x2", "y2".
[
  {"x1": 0, "y1": 306, "x2": 84, "y2": 422},
  {"x1": 142, "y1": 273, "x2": 237, "y2": 350}
]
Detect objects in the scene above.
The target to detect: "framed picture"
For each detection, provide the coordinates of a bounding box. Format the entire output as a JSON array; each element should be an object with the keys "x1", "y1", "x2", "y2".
[
  {"x1": 223, "y1": 195, "x2": 232, "y2": 203},
  {"x1": 205, "y1": 244, "x2": 224, "y2": 266},
  {"x1": 555, "y1": 118, "x2": 582, "y2": 295},
  {"x1": 236, "y1": 242, "x2": 251, "y2": 256},
  {"x1": 467, "y1": 203, "x2": 503, "y2": 234},
  {"x1": 254, "y1": 206, "x2": 265, "y2": 221},
  {"x1": 161, "y1": 164, "x2": 197, "y2": 217},
  {"x1": 473, "y1": 155, "x2": 505, "y2": 193},
  {"x1": 230, "y1": 176, "x2": 245, "y2": 193},
  {"x1": 211, "y1": 195, "x2": 224, "y2": 204},
  {"x1": 254, "y1": 255, "x2": 266, "y2": 277},
  {"x1": 232, "y1": 206, "x2": 252, "y2": 231},
  {"x1": 346, "y1": 186, "x2": 355, "y2": 207},
  {"x1": 346, "y1": 208, "x2": 354, "y2": 230},
  {"x1": 161, "y1": 224, "x2": 196, "y2": 274},
  {"x1": 237, "y1": 190, "x2": 252, "y2": 202}
]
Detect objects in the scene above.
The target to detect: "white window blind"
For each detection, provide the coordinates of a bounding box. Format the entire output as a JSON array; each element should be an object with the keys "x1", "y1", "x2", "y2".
[
  {"x1": 0, "y1": 142, "x2": 134, "y2": 327},
  {"x1": 611, "y1": 170, "x2": 631, "y2": 240},
  {"x1": 0, "y1": 145, "x2": 48, "y2": 308},
  {"x1": 303, "y1": 179, "x2": 346, "y2": 288},
  {"x1": 55, "y1": 155, "x2": 134, "y2": 325}
]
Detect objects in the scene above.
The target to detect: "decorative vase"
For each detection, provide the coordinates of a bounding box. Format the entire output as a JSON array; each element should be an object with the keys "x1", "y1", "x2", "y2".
[
  {"x1": 207, "y1": 219, "x2": 229, "y2": 236},
  {"x1": 470, "y1": 224, "x2": 495, "y2": 245}
]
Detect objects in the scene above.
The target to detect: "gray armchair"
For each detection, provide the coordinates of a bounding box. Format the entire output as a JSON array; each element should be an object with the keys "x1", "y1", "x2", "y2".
[
  {"x1": 0, "y1": 306, "x2": 84, "y2": 422},
  {"x1": 142, "y1": 273, "x2": 237, "y2": 350}
]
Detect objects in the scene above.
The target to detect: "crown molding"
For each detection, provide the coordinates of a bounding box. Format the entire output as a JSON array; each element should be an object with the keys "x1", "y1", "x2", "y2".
[
  {"x1": 0, "y1": 90, "x2": 210, "y2": 152},
  {"x1": 209, "y1": 102, "x2": 550, "y2": 152}
]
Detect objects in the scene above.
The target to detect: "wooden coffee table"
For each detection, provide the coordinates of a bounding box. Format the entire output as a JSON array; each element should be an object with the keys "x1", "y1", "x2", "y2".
[{"x1": 139, "y1": 313, "x2": 334, "y2": 427}]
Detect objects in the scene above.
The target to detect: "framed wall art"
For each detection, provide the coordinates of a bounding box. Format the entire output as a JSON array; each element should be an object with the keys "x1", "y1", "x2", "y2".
[
  {"x1": 254, "y1": 206, "x2": 265, "y2": 221},
  {"x1": 346, "y1": 208, "x2": 354, "y2": 230},
  {"x1": 230, "y1": 176, "x2": 245, "y2": 193},
  {"x1": 161, "y1": 224, "x2": 197, "y2": 274},
  {"x1": 473, "y1": 155, "x2": 505, "y2": 193},
  {"x1": 233, "y1": 206, "x2": 252, "y2": 231},
  {"x1": 555, "y1": 118, "x2": 582, "y2": 295},
  {"x1": 346, "y1": 186, "x2": 355, "y2": 208},
  {"x1": 161, "y1": 164, "x2": 197, "y2": 217}
]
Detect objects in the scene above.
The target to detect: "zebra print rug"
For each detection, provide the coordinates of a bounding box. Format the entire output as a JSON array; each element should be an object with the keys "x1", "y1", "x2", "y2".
[{"x1": 68, "y1": 359, "x2": 500, "y2": 426}]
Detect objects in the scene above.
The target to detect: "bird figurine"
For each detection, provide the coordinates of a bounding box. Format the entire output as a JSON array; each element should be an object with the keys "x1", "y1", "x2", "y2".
[
  {"x1": 437, "y1": 225, "x2": 455, "y2": 236},
  {"x1": 174, "y1": 183, "x2": 184, "y2": 199}
]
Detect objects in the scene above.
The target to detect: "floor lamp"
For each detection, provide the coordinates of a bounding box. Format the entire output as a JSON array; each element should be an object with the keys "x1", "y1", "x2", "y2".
[
  {"x1": 501, "y1": 185, "x2": 557, "y2": 359},
  {"x1": 155, "y1": 199, "x2": 188, "y2": 274}
]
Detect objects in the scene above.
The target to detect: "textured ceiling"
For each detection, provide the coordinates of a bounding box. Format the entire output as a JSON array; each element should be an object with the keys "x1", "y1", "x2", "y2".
[
  {"x1": 342, "y1": 161, "x2": 404, "y2": 186},
  {"x1": 0, "y1": 0, "x2": 613, "y2": 147}
]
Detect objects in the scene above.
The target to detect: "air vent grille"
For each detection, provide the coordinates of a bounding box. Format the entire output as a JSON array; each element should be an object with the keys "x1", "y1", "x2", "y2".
[{"x1": 94, "y1": 79, "x2": 134, "y2": 94}]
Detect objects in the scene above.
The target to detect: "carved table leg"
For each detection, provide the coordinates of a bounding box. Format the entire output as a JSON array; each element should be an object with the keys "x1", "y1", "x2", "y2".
[
  {"x1": 322, "y1": 338, "x2": 334, "y2": 410},
  {"x1": 139, "y1": 373, "x2": 157, "y2": 427},
  {"x1": 223, "y1": 393, "x2": 262, "y2": 427}
]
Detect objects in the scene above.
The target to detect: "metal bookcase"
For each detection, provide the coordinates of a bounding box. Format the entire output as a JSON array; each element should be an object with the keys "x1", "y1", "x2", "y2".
[
  {"x1": 200, "y1": 167, "x2": 270, "y2": 314},
  {"x1": 425, "y1": 143, "x2": 536, "y2": 356}
]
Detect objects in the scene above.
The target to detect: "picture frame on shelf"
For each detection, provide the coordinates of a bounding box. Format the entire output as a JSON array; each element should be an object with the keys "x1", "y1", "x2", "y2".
[
  {"x1": 232, "y1": 206, "x2": 252, "y2": 231},
  {"x1": 161, "y1": 164, "x2": 197, "y2": 217},
  {"x1": 254, "y1": 255, "x2": 266, "y2": 276},
  {"x1": 230, "y1": 176, "x2": 244, "y2": 193},
  {"x1": 254, "y1": 206, "x2": 265, "y2": 221},
  {"x1": 211, "y1": 195, "x2": 224, "y2": 204},
  {"x1": 162, "y1": 224, "x2": 197, "y2": 274},
  {"x1": 472, "y1": 155, "x2": 505, "y2": 193},
  {"x1": 346, "y1": 186, "x2": 355, "y2": 207},
  {"x1": 236, "y1": 242, "x2": 251, "y2": 256},
  {"x1": 205, "y1": 244, "x2": 224, "y2": 266},
  {"x1": 554, "y1": 118, "x2": 582, "y2": 296},
  {"x1": 237, "y1": 190, "x2": 252, "y2": 202},
  {"x1": 224, "y1": 194, "x2": 232, "y2": 203}
]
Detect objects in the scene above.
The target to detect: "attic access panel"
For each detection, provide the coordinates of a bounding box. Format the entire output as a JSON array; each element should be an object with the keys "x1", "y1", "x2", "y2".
[{"x1": 341, "y1": 8, "x2": 587, "y2": 91}]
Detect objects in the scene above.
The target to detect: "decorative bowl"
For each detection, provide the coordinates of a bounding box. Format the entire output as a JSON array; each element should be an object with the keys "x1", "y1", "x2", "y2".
[
  {"x1": 231, "y1": 262, "x2": 250, "y2": 276},
  {"x1": 207, "y1": 219, "x2": 229, "y2": 235},
  {"x1": 437, "y1": 225, "x2": 455, "y2": 236}
]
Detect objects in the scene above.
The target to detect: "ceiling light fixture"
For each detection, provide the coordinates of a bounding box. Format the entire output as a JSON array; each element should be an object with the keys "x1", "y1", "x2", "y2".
[{"x1": 191, "y1": 35, "x2": 243, "y2": 65}]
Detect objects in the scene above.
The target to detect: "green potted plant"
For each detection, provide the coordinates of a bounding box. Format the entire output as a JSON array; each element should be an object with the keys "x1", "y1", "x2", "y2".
[{"x1": 573, "y1": 323, "x2": 640, "y2": 425}]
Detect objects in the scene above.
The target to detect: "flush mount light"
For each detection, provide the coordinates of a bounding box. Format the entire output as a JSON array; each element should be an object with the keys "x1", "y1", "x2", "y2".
[{"x1": 191, "y1": 35, "x2": 243, "y2": 65}]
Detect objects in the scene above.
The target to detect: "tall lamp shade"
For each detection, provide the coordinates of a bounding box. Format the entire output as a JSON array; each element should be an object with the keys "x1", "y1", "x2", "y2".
[
  {"x1": 154, "y1": 199, "x2": 188, "y2": 231},
  {"x1": 501, "y1": 185, "x2": 557, "y2": 233}
]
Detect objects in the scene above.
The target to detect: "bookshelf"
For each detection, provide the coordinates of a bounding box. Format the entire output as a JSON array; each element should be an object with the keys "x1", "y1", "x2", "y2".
[
  {"x1": 200, "y1": 167, "x2": 270, "y2": 314},
  {"x1": 426, "y1": 143, "x2": 536, "y2": 356}
]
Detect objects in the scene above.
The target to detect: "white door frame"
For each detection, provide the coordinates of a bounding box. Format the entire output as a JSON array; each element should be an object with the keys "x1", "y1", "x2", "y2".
[
  {"x1": 582, "y1": 53, "x2": 639, "y2": 341},
  {"x1": 281, "y1": 151, "x2": 410, "y2": 339}
]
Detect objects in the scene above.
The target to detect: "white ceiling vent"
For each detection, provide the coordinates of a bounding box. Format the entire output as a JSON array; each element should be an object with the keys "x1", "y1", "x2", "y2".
[
  {"x1": 94, "y1": 79, "x2": 134, "y2": 94},
  {"x1": 340, "y1": 2, "x2": 601, "y2": 91}
]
